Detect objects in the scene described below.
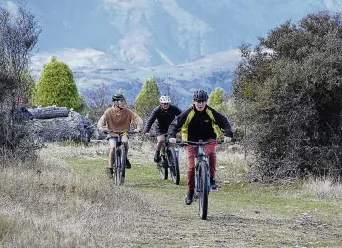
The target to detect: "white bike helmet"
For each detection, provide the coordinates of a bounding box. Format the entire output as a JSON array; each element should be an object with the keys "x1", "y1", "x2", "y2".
[{"x1": 160, "y1": 95, "x2": 171, "y2": 103}]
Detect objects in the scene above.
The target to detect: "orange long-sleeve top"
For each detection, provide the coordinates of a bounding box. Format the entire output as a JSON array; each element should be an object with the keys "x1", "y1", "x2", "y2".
[{"x1": 97, "y1": 106, "x2": 143, "y2": 137}]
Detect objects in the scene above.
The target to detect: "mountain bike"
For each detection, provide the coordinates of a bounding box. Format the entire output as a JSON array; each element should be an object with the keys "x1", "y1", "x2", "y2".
[
  {"x1": 150, "y1": 134, "x2": 180, "y2": 185},
  {"x1": 106, "y1": 130, "x2": 139, "y2": 185},
  {"x1": 176, "y1": 139, "x2": 223, "y2": 220}
]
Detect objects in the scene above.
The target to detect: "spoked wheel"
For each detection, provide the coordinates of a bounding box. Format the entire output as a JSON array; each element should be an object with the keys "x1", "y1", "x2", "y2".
[
  {"x1": 198, "y1": 161, "x2": 209, "y2": 220},
  {"x1": 167, "y1": 147, "x2": 180, "y2": 185},
  {"x1": 157, "y1": 155, "x2": 168, "y2": 180},
  {"x1": 114, "y1": 145, "x2": 126, "y2": 185}
]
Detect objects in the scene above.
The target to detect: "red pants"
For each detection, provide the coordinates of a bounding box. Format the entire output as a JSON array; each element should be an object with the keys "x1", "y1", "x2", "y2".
[{"x1": 185, "y1": 141, "x2": 217, "y2": 190}]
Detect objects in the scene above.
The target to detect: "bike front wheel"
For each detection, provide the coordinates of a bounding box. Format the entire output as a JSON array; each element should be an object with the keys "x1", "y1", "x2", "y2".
[
  {"x1": 198, "y1": 161, "x2": 209, "y2": 220},
  {"x1": 167, "y1": 147, "x2": 180, "y2": 185},
  {"x1": 114, "y1": 145, "x2": 126, "y2": 185},
  {"x1": 157, "y1": 156, "x2": 168, "y2": 180}
]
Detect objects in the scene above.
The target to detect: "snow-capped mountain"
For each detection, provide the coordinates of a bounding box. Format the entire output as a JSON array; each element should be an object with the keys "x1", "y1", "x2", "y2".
[
  {"x1": 26, "y1": 0, "x2": 342, "y2": 66},
  {"x1": 3, "y1": 0, "x2": 342, "y2": 106}
]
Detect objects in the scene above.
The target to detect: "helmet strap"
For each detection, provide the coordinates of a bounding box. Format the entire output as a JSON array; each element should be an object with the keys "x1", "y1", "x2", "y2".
[{"x1": 113, "y1": 100, "x2": 125, "y2": 109}]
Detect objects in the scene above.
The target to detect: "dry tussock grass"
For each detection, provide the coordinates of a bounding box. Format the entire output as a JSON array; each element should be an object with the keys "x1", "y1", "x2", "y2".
[
  {"x1": 305, "y1": 178, "x2": 342, "y2": 200},
  {"x1": 0, "y1": 140, "x2": 165, "y2": 247}
]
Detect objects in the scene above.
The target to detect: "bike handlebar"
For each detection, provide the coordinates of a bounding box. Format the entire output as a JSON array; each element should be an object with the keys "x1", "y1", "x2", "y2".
[
  {"x1": 175, "y1": 140, "x2": 223, "y2": 147},
  {"x1": 147, "y1": 133, "x2": 168, "y2": 138},
  {"x1": 104, "y1": 130, "x2": 140, "y2": 135}
]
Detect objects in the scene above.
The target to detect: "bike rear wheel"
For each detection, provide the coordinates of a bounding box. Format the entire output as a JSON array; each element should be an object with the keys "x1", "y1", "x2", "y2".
[
  {"x1": 198, "y1": 161, "x2": 209, "y2": 220},
  {"x1": 167, "y1": 147, "x2": 180, "y2": 185}
]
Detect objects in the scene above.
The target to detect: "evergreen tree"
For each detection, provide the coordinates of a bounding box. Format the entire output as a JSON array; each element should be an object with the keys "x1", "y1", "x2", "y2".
[
  {"x1": 35, "y1": 56, "x2": 81, "y2": 110},
  {"x1": 208, "y1": 88, "x2": 228, "y2": 113},
  {"x1": 134, "y1": 76, "x2": 160, "y2": 119}
]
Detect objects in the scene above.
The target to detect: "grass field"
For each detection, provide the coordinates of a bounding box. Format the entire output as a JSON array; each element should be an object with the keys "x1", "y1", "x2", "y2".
[{"x1": 1, "y1": 139, "x2": 342, "y2": 247}]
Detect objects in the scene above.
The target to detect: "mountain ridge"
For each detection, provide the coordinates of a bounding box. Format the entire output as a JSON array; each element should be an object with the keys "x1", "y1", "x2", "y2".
[{"x1": 5, "y1": 0, "x2": 342, "y2": 106}]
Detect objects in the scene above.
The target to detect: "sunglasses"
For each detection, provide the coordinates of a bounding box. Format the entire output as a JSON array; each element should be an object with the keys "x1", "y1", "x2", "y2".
[{"x1": 195, "y1": 100, "x2": 206, "y2": 103}]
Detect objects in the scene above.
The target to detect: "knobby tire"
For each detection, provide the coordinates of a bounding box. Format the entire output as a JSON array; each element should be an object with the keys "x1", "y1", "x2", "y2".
[
  {"x1": 118, "y1": 145, "x2": 126, "y2": 185},
  {"x1": 167, "y1": 147, "x2": 180, "y2": 185},
  {"x1": 114, "y1": 145, "x2": 126, "y2": 185},
  {"x1": 198, "y1": 161, "x2": 209, "y2": 220},
  {"x1": 157, "y1": 148, "x2": 168, "y2": 180}
]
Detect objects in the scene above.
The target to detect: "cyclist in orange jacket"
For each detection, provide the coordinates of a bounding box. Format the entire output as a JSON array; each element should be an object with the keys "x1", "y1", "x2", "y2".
[{"x1": 98, "y1": 93, "x2": 143, "y2": 177}]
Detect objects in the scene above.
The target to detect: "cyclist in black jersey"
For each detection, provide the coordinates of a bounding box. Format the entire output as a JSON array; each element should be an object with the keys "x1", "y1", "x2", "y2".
[{"x1": 144, "y1": 95, "x2": 182, "y2": 162}]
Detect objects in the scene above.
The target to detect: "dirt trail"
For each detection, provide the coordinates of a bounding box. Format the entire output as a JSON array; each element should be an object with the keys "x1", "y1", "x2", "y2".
[{"x1": 119, "y1": 180, "x2": 342, "y2": 248}]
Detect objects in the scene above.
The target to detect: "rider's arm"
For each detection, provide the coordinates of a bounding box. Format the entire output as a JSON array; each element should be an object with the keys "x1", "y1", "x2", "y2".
[
  {"x1": 131, "y1": 111, "x2": 144, "y2": 132},
  {"x1": 167, "y1": 108, "x2": 189, "y2": 138},
  {"x1": 97, "y1": 111, "x2": 108, "y2": 132},
  {"x1": 210, "y1": 107, "x2": 234, "y2": 137},
  {"x1": 144, "y1": 106, "x2": 159, "y2": 133}
]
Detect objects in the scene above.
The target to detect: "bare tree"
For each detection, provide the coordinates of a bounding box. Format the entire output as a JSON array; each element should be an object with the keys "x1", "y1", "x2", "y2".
[
  {"x1": 0, "y1": 1, "x2": 41, "y2": 156},
  {"x1": 162, "y1": 77, "x2": 182, "y2": 107},
  {"x1": 82, "y1": 83, "x2": 111, "y2": 109}
]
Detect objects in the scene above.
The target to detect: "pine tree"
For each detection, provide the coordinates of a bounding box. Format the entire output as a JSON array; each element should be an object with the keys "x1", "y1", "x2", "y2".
[
  {"x1": 208, "y1": 88, "x2": 228, "y2": 113},
  {"x1": 35, "y1": 56, "x2": 81, "y2": 110},
  {"x1": 134, "y1": 76, "x2": 160, "y2": 119}
]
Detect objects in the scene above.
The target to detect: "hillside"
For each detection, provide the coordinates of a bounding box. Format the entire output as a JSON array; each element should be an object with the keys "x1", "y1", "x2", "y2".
[
  {"x1": 21, "y1": 0, "x2": 342, "y2": 105},
  {"x1": 27, "y1": 0, "x2": 342, "y2": 66}
]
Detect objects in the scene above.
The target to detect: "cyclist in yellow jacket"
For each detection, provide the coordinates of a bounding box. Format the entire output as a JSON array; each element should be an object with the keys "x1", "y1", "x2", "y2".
[{"x1": 168, "y1": 89, "x2": 234, "y2": 205}]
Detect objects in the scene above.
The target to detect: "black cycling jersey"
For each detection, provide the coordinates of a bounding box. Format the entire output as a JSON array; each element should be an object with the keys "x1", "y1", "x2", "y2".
[
  {"x1": 144, "y1": 104, "x2": 182, "y2": 134},
  {"x1": 168, "y1": 105, "x2": 233, "y2": 141}
]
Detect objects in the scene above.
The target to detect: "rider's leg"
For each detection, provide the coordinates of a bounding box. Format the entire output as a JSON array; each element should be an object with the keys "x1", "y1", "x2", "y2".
[
  {"x1": 185, "y1": 146, "x2": 198, "y2": 205},
  {"x1": 122, "y1": 135, "x2": 131, "y2": 169},
  {"x1": 107, "y1": 138, "x2": 117, "y2": 177},
  {"x1": 154, "y1": 134, "x2": 164, "y2": 162},
  {"x1": 108, "y1": 138, "x2": 117, "y2": 168},
  {"x1": 204, "y1": 141, "x2": 217, "y2": 189}
]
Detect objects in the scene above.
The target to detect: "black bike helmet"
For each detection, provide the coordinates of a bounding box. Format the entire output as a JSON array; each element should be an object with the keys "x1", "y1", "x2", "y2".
[
  {"x1": 193, "y1": 89, "x2": 208, "y2": 101},
  {"x1": 112, "y1": 93, "x2": 126, "y2": 102}
]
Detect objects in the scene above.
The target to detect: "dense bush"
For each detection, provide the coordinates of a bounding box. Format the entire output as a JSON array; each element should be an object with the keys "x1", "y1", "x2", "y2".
[{"x1": 233, "y1": 12, "x2": 342, "y2": 181}]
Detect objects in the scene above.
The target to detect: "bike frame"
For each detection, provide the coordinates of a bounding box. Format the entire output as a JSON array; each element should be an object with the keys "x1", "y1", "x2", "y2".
[
  {"x1": 149, "y1": 133, "x2": 180, "y2": 184},
  {"x1": 194, "y1": 143, "x2": 210, "y2": 195},
  {"x1": 176, "y1": 139, "x2": 222, "y2": 220},
  {"x1": 107, "y1": 130, "x2": 139, "y2": 185}
]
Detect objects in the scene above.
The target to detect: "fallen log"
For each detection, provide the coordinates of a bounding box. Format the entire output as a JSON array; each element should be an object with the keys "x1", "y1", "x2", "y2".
[{"x1": 28, "y1": 106, "x2": 69, "y2": 119}]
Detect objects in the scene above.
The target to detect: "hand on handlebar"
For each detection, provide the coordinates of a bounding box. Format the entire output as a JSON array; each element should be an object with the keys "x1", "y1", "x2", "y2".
[
  {"x1": 133, "y1": 129, "x2": 141, "y2": 133},
  {"x1": 101, "y1": 128, "x2": 109, "y2": 134},
  {"x1": 145, "y1": 132, "x2": 150, "y2": 137},
  {"x1": 169, "y1": 138, "x2": 176, "y2": 144}
]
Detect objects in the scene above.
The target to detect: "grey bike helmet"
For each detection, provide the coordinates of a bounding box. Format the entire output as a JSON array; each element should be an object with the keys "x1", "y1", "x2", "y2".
[
  {"x1": 112, "y1": 93, "x2": 126, "y2": 102},
  {"x1": 193, "y1": 89, "x2": 208, "y2": 101}
]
